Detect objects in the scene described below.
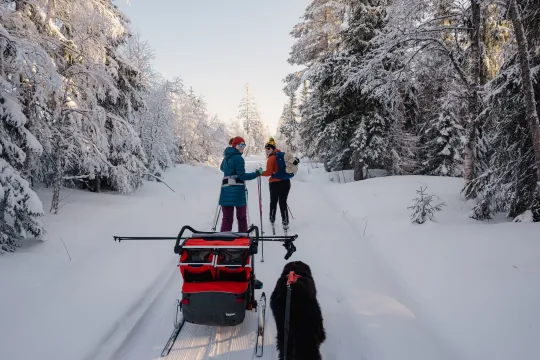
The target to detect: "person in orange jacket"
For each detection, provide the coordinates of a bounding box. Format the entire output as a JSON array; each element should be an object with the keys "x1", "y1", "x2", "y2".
[{"x1": 260, "y1": 138, "x2": 291, "y2": 229}]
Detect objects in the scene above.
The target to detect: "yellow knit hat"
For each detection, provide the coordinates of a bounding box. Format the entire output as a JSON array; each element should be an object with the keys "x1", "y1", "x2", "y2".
[{"x1": 265, "y1": 137, "x2": 276, "y2": 149}]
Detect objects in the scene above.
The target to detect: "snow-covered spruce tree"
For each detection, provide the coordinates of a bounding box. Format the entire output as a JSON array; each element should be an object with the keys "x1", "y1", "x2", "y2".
[
  {"x1": 466, "y1": 61, "x2": 539, "y2": 221},
  {"x1": 3, "y1": 0, "x2": 149, "y2": 212},
  {"x1": 0, "y1": 4, "x2": 64, "y2": 250},
  {"x1": 122, "y1": 32, "x2": 184, "y2": 175},
  {"x1": 408, "y1": 186, "x2": 446, "y2": 224},
  {"x1": 1, "y1": 0, "x2": 64, "y2": 185},
  {"x1": 237, "y1": 84, "x2": 266, "y2": 155},
  {"x1": 49, "y1": 1, "x2": 149, "y2": 204},
  {"x1": 410, "y1": 35, "x2": 468, "y2": 175},
  {"x1": 465, "y1": 0, "x2": 540, "y2": 221},
  {"x1": 0, "y1": 93, "x2": 44, "y2": 253},
  {"x1": 206, "y1": 115, "x2": 230, "y2": 166},
  {"x1": 285, "y1": 0, "x2": 347, "y2": 167},
  {"x1": 100, "y1": 46, "x2": 148, "y2": 194},
  {"x1": 177, "y1": 89, "x2": 208, "y2": 162},
  {"x1": 288, "y1": 0, "x2": 347, "y2": 68},
  {"x1": 296, "y1": 58, "x2": 344, "y2": 170},
  {"x1": 139, "y1": 77, "x2": 183, "y2": 178},
  {"x1": 122, "y1": 30, "x2": 156, "y2": 90},
  {"x1": 354, "y1": 0, "x2": 487, "y2": 183},
  {"x1": 176, "y1": 88, "x2": 229, "y2": 164},
  {"x1": 506, "y1": 0, "x2": 540, "y2": 199},
  {"x1": 227, "y1": 118, "x2": 247, "y2": 141},
  {"x1": 274, "y1": 112, "x2": 288, "y2": 151},
  {"x1": 421, "y1": 97, "x2": 464, "y2": 177},
  {"x1": 299, "y1": 0, "x2": 417, "y2": 178},
  {"x1": 278, "y1": 93, "x2": 301, "y2": 153}
]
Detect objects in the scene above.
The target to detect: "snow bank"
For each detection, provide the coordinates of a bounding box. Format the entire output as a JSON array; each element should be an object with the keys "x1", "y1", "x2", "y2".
[{"x1": 323, "y1": 173, "x2": 540, "y2": 360}]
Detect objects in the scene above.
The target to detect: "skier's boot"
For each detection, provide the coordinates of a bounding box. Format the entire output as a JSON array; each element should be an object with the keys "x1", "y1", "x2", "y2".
[
  {"x1": 270, "y1": 210, "x2": 276, "y2": 235},
  {"x1": 269, "y1": 208, "x2": 276, "y2": 225},
  {"x1": 282, "y1": 209, "x2": 290, "y2": 231}
]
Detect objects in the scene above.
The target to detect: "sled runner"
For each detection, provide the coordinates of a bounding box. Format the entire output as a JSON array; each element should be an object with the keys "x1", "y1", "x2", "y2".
[{"x1": 114, "y1": 225, "x2": 297, "y2": 357}]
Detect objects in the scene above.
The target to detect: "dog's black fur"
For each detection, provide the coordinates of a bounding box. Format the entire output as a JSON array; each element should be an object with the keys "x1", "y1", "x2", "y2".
[{"x1": 270, "y1": 261, "x2": 326, "y2": 360}]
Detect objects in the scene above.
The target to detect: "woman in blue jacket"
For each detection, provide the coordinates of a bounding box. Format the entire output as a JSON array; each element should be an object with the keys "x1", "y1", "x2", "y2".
[{"x1": 219, "y1": 136, "x2": 262, "y2": 232}]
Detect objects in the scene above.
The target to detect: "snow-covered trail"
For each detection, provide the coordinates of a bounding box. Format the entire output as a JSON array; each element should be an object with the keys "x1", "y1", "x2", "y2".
[{"x1": 109, "y1": 156, "x2": 455, "y2": 360}]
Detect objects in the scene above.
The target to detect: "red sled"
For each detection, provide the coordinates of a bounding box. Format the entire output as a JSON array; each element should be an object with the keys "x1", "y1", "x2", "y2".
[{"x1": 114, "y1": 225, "x2": 297, "y2": 357}]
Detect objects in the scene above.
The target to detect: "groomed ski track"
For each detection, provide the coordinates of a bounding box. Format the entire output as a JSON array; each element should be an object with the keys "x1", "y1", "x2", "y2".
[
  {"x1": 109, "y1": 156, "x2": 457, "y2": 360},
  {"x1": 111, "y1": 270, "x2": 272, "y2": 360}
]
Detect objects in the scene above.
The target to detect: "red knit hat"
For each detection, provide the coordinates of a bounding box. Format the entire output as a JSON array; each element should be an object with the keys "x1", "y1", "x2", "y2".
[{"x1": 231, "y1": 136, "x2": 245, "y2": 147}]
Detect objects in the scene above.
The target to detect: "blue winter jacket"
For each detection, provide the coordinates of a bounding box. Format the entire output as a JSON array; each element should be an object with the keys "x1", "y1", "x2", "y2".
[{"x1": 219, "y1": 147, "x2": 258, "y2": 207}]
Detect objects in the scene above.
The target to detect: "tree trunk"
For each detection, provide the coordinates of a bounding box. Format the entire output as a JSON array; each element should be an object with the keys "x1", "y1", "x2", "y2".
[
  {"x1": 464, "y1": 0, "x2": 485, "y2": 183},
  {"x1": 50, "y1": 149, "x2": 63, "y2": 214},
  {"x1": 507, "y1": 0, "x2": 540, "y2": 185},
  {"x1": 93, "y1": 177, "x2": 101, "y2": 193},
  {"x1": 353, "y1": 159, "x2": 364, "y2": 181}
]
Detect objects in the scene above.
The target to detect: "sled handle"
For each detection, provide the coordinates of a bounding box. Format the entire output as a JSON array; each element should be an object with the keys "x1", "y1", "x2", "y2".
[
  {"x1": 173, "y1": 225, "x2": 261, "y2": 254},
  {"x1": 114, "y1": 236, "x2": 178, "y2": 242},
  {"x1": 174, "y1": 225, "x2": 202, "y2": 254}
]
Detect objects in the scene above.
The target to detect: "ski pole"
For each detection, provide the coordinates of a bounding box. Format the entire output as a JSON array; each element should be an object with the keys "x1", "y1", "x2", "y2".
[
  {"x1": 246, "y1": 188, "x2": 250, "y2": 226},
  {"x1": 211, "y1": 189, "x2": 221, "y2": 231},
  {"x1": 283, "y1": 271, "x2": 299, "y2": 360},
  {"x1": 212, "y1": 207, "x2": 221, "y2": 231},
  {"x1": 284, "y1": 285, "x2": 291, "y2": 360},
  {"x1": 287, "y1": 204, "x2": 295, "y2": 220},
  {"x1": 258, "y1": 176, "x2": 264, "y2": 262}
]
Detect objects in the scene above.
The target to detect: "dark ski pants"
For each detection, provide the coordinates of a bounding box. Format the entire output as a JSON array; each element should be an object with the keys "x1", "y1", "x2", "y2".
[
  {"x1": 269, "y1": 180, "x2": 291, "y2": 224},
  {"x1": 220, "y1": 205, "x2": 248, "y2": 232}
]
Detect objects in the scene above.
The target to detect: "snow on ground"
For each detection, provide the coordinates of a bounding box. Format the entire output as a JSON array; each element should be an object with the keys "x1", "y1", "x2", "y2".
[
  {"x1": 0, "y1": 164, "x2": 223, "y2": 360},
  {"x1": 1, "y1": 157, "x2": 539, "y2": 360},
  {"x1": 327, "y1": 173, "x2": 540, "y2": 360}
]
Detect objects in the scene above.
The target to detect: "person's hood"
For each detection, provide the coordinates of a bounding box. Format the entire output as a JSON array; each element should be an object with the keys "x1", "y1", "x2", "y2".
[{"x1": 224, "y1": 146, "x2": 241, "y2": 158}]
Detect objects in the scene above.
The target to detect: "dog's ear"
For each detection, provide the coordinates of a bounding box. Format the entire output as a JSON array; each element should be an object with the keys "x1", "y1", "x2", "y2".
[
  {"x1": 293, "y1": 261, "x2": 312, "y2": 277},
  {"x1": 300, "y1": 262, "x2": 312, "y2": 276},
  {"x1": 281, "y1": 262, "x2": 294, "y2": 277}
]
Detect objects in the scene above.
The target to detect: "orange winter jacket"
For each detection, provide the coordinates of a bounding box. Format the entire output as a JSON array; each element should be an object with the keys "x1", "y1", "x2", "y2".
[{"x1": 261, "y1": 149, "x2": 282, "y2": 183}]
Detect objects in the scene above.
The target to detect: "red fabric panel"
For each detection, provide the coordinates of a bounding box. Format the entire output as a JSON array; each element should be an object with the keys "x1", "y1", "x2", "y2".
[
  {"x1": 184, "y1": 238, "x2": 250, "y2": 247},
  {"x1": 182, "y1": 281, "x2": 249, "y2": 294},
  {"x1": 179, "y1": 265, "x2": 216, "y2": 280}
]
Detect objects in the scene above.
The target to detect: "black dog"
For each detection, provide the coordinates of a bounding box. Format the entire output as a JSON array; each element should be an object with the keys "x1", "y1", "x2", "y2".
[{"x1": 270, "y1": 261, "x2": 326, "y2": 360}]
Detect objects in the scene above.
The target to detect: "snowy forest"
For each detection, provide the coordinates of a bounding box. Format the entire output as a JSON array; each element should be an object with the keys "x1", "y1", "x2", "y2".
[
  {"x1": 276, "y1": 0, "x2": 540, "y2": 222},
  {"x1": 2, "y1": 0, "x2": 540, "y2": 253},
  {"x1": 0, "y1": 1, "x2": 269, "y2": 253}
]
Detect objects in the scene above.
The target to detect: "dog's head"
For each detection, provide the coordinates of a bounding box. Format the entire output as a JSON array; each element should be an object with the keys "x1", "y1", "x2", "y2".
[{"x1": 280, "y1": 261, "x2": 313, "y2": 278}]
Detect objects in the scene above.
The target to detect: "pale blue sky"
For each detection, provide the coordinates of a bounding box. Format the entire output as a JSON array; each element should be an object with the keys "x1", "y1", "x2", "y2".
[{"x1": 115, "y1": 0, "x2": 309, "y2": 134}]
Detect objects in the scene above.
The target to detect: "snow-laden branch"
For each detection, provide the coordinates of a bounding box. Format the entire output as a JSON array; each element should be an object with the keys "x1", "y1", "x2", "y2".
[
  {"x1": 142, "y1": 173, "x2": 176, "y2": 192},
  {"x1": 62, "y1": 175, "x2": 91, "y2": 180}
]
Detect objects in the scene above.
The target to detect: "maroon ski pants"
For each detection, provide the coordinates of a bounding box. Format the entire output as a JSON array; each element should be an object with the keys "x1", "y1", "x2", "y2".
[{"x1": 220, "y1": 205, "x2": 248, "y2": 232}]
